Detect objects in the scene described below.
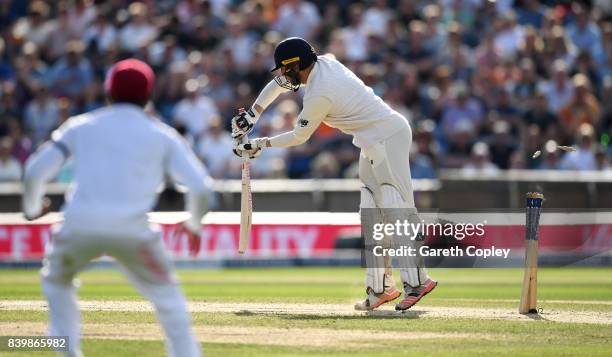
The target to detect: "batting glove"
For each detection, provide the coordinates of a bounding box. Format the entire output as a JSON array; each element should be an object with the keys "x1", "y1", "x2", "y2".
[
  {"x1": 232, "y1": 137, "x2": 266, "y2": 159},
  {"x1": 231, "y1": 107, "x2": 259, "y2": 139}
]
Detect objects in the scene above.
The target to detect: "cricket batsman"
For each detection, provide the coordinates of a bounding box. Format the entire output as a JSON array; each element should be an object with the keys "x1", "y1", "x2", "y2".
[
  {"x1": 232, "y1": 37, "x2": 437, "y2": 311},
  {"x1": 22, "y1": 59, "x2": 210, "y2": 357}
]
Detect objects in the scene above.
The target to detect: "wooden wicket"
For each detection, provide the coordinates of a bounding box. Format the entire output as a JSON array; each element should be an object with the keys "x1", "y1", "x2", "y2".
[{"x1": 519, "y1": 192, "x2": 544, "y2": 314}]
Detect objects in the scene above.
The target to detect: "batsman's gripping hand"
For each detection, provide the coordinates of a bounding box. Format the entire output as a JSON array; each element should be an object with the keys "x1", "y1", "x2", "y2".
[
  {"x1": 231, "y1": 107, "x2": 259, "y2": 139},
  {"x1": 232, "y1": 137, "x2": 265, "y2": 159},
  {"x1": 174, "y1": 222, "x2": 201, "y2": 256}
]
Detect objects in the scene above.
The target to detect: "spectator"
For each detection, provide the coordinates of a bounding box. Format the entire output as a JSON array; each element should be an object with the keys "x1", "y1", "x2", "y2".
[
  {"x1": 566, "y1": 5, "x2": 601, "y2": 59},
  {"x1": 317, "y1": 3, "x2": 342, "y2": 46},
  {"x1": 487, "y1": 120, "x2": 517, "y2": 170},
  {"x1": 538, "y1": 140, "x2": 562, "y2": 170},
  {"x1": 595, "y1": 146, "x2": 610, "y2": 171},
  {"x1": 362, "y1": 0, "x2": 391, "y2": 37},
  {"x1": 0, "y1": 38, "x2": 13, "y2": 82},
  {"x1": 422, "y1": 4, "x2": 446, "y2": 54},
  {"x1": 397, "y1": 0, "x2": 421, "y2": 24},
  {"x1": 493, "y1": 11, "x2": 525, "y2": 59},
  {"x1": 221, "y1": 15, "x2": 257, "y2": 68},
  {"x1": 118, "y1": 2, "x2": 158, "y2": 53},
  {"x1": 185, "y1": 1, "x2": 226, "y2": 50},
  {"x1": 341, "y1": 4, "x2": 369, "y2": 63},
  {"x1": 311, "y1": 151, "x2": 340, "y2": 178},
  {"x1": 516, "y1": 26, "x2": 546, "y2": 73},
  {"x1": 546, "y1": 26, "x2": 576, "y2": 67},
  {"x1": 250, "y1": 121, "x2": 288, "y2": 179},
  {"x1": 514, "y1": 58, "x2": 539, "y2": 101},
  {"x1": 7, "y1": 120, "x2": 32, "y2": 166},
  {"x1": 524, "y1": 124, "x2": 542, "y2": 169},
  {"x1": 517, "y1": 0, "x2": 545, "y2": 28},
  {"x1": 274, "y1": 0, "x2": 321, "y2": 42},
  {"x1": 523, "y1": 90, "x2": 557, "y2": 133},
  {"x1": 196, "y1": 116, "x2": 233, "y2": 179},
  {"x1": 509, "y1": 150, "x2": 526, "y2": 169},
  {"x1": 13, "y1": 42, "x2": 48, "y2": 99},
  {"x1": 82, "y1": 9, "x2": 117, "y2": 54},
  {"x1": 46, "y1": 4, "x2": 80, "y2": 61},
  {"x1": 571, "y1": 51, "x2": 600, "y2": 90},
  {"x1": 559, "y1": 74, "x2": 600, "y2": 140},
  {"x1": 203, "y1": 67, "x2": 234, "y2": 118},
  {"x1": 441, "y1": 83, "x2": 484, "y2": 140},
  {"x1": 403, "y1": 20, "x2": 434, "y2": 74},
  {"x1": 463, "y1": 142, "x2": 499, "y2": 175},
  {"x1": 0, "y1": 137, "x2": 21, "y2": 182},
  {"x1": 67, "y1": 0, "x2": 96, "y2": 36},
  {"x1": 475, "y1": 32, "x2": 500, "y2": 69},
  {"x1": 148, "y1": 36, "x2": 187, "y2": 71},
  {"x1": 48, "y1": 40, "x2": 93, "y2": 101},
  {"x1": 413, "y1": 119, "x2": 440, "y2": 166},
  {"x1": 11, "y1": 1, "x2": 54, "y2": 49},
  {"x1": 24, "y1": 84, "x2": 59, "y2": 147},
  {"x1": 444, "y1": 119, "x2": 475, "y2": 168},
  {"x1": 410, "y1": 144, "x2": 436, "y2": 179},
  {"x1": 541, "y1": 59, "x2": 573, "y2": 113},
  {"x1": 172, "y1": 79, "x2": 219, "y2": 140},
  {"x1": 560, "y1": 123, "x2": 597, "y2": 171},
  {"x1": 0, "y1": 82, "x2": 20, "y2": 120},
  {"x1": 176, "y1": 0, "x2": 201, "y2": 28}
]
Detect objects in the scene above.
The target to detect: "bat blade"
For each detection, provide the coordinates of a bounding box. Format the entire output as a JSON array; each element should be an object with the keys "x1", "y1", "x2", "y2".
[
  {"x1": 519, "y1": 240, "x2": 538, "y2": 313},
  {"x1": 238, "y1": 155, "x2": 252, "y2": 254}
]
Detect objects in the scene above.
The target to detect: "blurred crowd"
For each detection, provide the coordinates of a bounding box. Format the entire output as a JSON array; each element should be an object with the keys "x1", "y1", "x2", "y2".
[{"x1": 0, "y1": 0, "x2": 611, "y2": 183}]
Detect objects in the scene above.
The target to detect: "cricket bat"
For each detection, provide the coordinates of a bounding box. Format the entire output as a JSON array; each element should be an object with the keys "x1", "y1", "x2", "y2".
[
  {"x1": 238, "y1": 146, "x2": 252, "y2": 254},
  {"x1": 519, "y1": 192, "x2": 544, "y2": 314}
]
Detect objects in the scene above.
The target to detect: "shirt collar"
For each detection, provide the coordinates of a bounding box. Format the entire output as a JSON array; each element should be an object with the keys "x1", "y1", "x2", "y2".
[{"x1": 305, "y1": 61, "x2": 318, "y2": 87}]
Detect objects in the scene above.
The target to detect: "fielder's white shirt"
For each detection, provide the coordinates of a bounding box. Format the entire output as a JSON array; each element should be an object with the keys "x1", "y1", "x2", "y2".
[
  {"x1": 266, "y1": 56, "x2": 409, "y2": 149},
  {"x1": 23, "y1": 104, "x2": 211, "y2": 238}
]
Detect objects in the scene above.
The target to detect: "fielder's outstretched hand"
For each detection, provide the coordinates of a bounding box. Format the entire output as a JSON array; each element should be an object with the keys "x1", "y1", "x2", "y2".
[
  {"x1": 174, "y1": 222, "x2": 201, "y2": 256},
  {"x1": 24, "y1": 197, "x2": 52, "y2": 221}
]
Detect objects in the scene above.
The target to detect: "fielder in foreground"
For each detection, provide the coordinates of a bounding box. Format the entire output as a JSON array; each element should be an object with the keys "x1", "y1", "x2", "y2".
[
  {"x1": 232, "y1": 37, "x2": 436, "y2": 311},
  {"x1": 22, "y1": 59, "x2": 211, "y2": 357}
]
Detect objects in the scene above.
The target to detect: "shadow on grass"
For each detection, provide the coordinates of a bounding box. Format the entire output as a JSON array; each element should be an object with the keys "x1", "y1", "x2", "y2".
[
  {"x1": 522, "y1": 312, "x2": 550, "y2": 322},
  {"x1": 233, "y1": 309, "x2": 427, "y2": 320}
]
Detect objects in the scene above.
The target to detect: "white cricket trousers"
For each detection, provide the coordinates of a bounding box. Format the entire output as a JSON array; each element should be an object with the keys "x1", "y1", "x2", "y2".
[
  {"x1": 359, "y1": 125, "x2": 429, "y2": 287},
  {"x1": 359, "y1": 125, "x2": 416, "y2": 208},
  {"x1": 40, "y1": 227, "x2": 201, "y2": 357}
]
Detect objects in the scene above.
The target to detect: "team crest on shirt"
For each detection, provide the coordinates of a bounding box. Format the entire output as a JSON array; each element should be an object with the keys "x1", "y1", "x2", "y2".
[{"x1": 298, "y1": 118, "x2": 309, "y2": 127}]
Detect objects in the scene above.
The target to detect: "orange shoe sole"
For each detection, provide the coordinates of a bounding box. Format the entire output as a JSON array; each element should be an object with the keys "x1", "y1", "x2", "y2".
[
  {"x1": 367, "y1": 289, "x2": 401, "y2": 310},
  {"x1": 395, "y1": 280, "x2": 438, "y2": 311}
]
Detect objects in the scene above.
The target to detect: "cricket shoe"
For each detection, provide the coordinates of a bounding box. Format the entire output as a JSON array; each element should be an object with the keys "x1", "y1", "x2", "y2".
[
  {"x1": 354, "y1": 286, "x2": 401, "y2": 311},
  {"x1": 395, "y1": 279, "x2": 437, "y2": 311}
]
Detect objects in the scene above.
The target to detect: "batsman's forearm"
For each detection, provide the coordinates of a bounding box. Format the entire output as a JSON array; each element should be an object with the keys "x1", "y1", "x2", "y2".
[
  {"x1": 268, "y1": 131, "x2": 309, "y2": 148},
  {"x1": 252, "y1": 79, "x2": 290, "y2": 115}
]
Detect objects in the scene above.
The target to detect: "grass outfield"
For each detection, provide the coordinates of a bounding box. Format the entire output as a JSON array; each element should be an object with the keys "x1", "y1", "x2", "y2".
[{"x1": 1, "y1": 267, "x2": 611, "y2": 356}]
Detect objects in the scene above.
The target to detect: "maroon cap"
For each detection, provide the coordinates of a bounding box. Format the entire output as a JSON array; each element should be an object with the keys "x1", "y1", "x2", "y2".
[{"x1": 105, "y1": 59, "x2": 155, "y2": 103}]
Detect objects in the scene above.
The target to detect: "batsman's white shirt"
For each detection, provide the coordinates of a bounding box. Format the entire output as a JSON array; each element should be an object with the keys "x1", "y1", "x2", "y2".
[
  {"x1": 268, "y1": 55, "x2": 409, "y2": 148},
  {"x1": 23, "y1": 103, "x2": 211, "y2": 238}
]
